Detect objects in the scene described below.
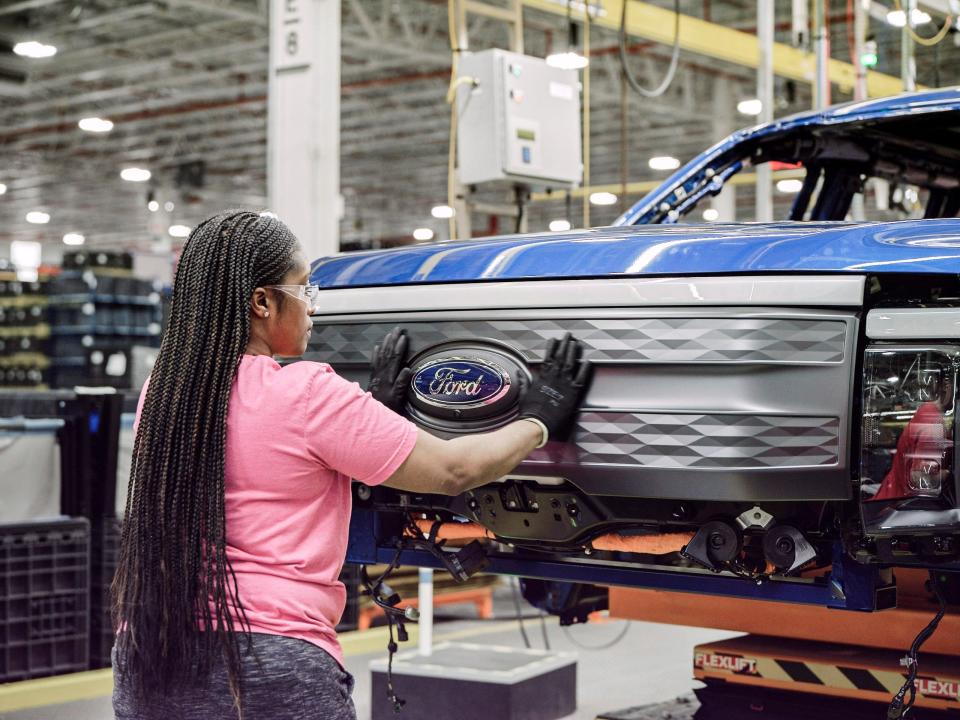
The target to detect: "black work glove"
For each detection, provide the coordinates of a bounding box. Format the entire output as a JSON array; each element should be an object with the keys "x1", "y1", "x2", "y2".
[
  {"x1": 519, "y1": 332, "x2": 592, "y2": 444},
  {"x1": 367, "y1": 327, "x2": 413, "y2": 413}
]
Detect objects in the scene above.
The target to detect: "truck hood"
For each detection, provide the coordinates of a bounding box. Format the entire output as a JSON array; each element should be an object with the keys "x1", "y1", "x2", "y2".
[
  {"x1": 615, "y1": 87, "x2": 960, "y2": 226},
  {"x1": 311, "y1": 219, "x2": 960, "y2": 288}
]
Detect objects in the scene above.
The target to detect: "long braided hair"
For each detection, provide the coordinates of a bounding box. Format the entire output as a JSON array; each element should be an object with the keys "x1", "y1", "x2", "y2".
[{"x1": 112, "y1": 210, "x2": 300, "y2": 705}]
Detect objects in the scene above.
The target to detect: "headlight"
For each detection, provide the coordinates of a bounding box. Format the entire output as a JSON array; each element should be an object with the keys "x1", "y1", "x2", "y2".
[{"x1": 861, "y1": 346, "x2": 956, "y2": 503}]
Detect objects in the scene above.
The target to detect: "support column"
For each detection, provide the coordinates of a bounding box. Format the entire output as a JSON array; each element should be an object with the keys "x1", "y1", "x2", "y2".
[
  {"x1": 853, "y1": 0, "x2": 868, "y2": 101},
  {"x1": 812, "y1": 0, "x2": 830, "y2": 109},
  {"x1": 850, "y1": 0, "x2": 868, "y2": 221},
  {"x1": 901, "y1": 0, "x2": 917, "y2": 91},
  {"x1": 418, "y1": 568, "x2": 434, "y2": 656},
  {"x1": 711, "y1": 77, "x2": 736, "y2": 222},
  {"x1": 268, "y1": 0, "x2": 340, "y2": 261},
  {"x1": 791, "y1": 0, "x2": 809, "y2": 48},
  {"x1": 755, "y1": 0, "x2": 774, "y2": 223}
]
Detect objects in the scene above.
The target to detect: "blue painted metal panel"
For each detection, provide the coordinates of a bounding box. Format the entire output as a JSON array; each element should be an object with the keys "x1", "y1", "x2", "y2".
[
  {"x1": 311, "y1": 219, "x2": 960, "y2": 287},
  {"x1": 311, "y1": 89, "x2": 960, "y2": 288},
  {"x1": 615, "y1": 87, "x2": 960, "y2": 226}
]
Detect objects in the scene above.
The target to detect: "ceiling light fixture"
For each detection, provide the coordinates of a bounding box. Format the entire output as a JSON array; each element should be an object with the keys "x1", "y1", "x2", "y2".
[
  {"x1": 11, "y1": 241, "x2": 41, "y2": 271},
  {"x1": 0, "y1": 183, "x2": 6, "y2": 195},
  {"x1": 549, "y1": 219, "x2": 572, "y2": 232},
  {"x1": 13, "y1": 41, "x2": 57, "y2": 59},
  {"x1": 885, "y1": 8, "x2": 931, "y2": 26},
  {"x1": 63, "y1": 233, "x2": 85, "y2": 246},
  {"x1": 25, "y1": 211, "x2": 50, "y2": 224},
  {"x1": 546, "y1": 51, "x2": 589, "y2": 70},
  {"x1": 589, "y1": 192, "x2": 618, "y2": 206},
  {"x1": 147, "y1": 200, "x2": 159, "y2": 212},
  {"x1": 164, "y1": 201, "x2": 175, "y2": 212},
  {"x1": 649, "y1": 156, "x2": 681, "y2": 171},
  {"x1": 702, "y1": 208, "x2": 720, "y2": 222},
  {"x1": 413, "y1": 228, "x2": 435, "y2": 241},
  {"x1": 776, "y1": 178, "x2": 804, "y2": 193},
  {"x1": 121, "y1": 167, "x2": 151, "y2": 183},
  {"x1": 168, "y1": 224, "x2": 191, "y2": 238},
  {"x1": 737, "y1": 98, "x2": 763, "y2": 116},
  {"x1": 431, "y1": 205, "x2": 455, "y2": 219},
  {"x1": 78, "y1": 117, "x2": 113, "y2": 133}
]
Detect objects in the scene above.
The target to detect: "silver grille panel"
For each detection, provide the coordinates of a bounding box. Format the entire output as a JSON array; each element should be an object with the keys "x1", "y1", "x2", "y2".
[
  {"x1": 308, "y1": 316, "x2": 847, "y2": 365},
  {"x1": 535, "y1": 412, "x2": 840, "y2": 469},
  {"x1": 308, "y1": 306, "x2": 858, "y2": 501}
]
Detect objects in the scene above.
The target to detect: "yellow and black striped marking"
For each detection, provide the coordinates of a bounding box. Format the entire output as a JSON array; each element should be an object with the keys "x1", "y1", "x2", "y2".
[{"x1": 694, "y1": 636, "x2": 960, "y2": 712}]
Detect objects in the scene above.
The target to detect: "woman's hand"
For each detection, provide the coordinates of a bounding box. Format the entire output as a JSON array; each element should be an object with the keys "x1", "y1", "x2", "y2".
[
  {"x1": 382, "y1": 332, "x2": 593, "y2": 495},
  {"x1": 518, "y1": 332, "x2": 592, "y2": 444},
  {"x1": 367, "y1": 327, "x2": 413, "y2": 413}
]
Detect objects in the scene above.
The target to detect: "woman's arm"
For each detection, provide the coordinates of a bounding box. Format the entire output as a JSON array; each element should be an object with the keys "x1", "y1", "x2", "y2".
[{"x1": 383, "y1": 420, "x2": 542, "y2": 495}]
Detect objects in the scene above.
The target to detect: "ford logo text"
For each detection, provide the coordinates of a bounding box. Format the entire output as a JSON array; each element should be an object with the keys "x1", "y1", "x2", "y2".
[{"x1": 412, "y1": 358, "x2": 511, "y2": 408}]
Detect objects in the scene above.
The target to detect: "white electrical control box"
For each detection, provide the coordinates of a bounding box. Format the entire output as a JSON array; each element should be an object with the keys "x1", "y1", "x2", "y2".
[{"x1": 456, "y1": 49, "x2": 582, "y2": 189}]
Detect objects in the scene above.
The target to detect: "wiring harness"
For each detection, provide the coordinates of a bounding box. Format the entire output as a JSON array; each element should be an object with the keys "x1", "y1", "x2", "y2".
[{"x1": 887, "y1": 571, "x2": 949, "y2": 719}]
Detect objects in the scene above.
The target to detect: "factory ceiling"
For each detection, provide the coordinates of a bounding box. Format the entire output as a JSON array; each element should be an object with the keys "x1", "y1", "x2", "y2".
[{"x1": 0, "y1": 0, "x2": 957, "y2": 256}]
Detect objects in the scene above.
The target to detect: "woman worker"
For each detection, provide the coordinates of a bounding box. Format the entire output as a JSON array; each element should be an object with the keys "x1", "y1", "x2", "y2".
[{"x1": 111, "y1": 210, "x2": 592, "y2": 719}]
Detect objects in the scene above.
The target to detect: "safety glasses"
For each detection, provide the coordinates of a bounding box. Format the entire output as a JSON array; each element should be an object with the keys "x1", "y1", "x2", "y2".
[{"x1": 266, "y1": 284, "x2": 321, "y2": 313}]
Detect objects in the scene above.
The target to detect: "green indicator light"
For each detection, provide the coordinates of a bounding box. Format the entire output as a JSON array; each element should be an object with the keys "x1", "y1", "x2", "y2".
[{"x1": 861, "y1": 39, "x2": 879, "y2": 69}]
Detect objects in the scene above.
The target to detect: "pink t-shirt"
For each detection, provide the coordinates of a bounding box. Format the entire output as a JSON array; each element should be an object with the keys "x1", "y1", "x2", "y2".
[{"x1": 134, "y1": 354, "x2": 419, "y2": 667}]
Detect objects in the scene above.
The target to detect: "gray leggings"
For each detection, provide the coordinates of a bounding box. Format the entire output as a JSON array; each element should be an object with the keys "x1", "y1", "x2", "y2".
[{"x1": 112, "y1": 633, "x2": 357, "y2": 720}]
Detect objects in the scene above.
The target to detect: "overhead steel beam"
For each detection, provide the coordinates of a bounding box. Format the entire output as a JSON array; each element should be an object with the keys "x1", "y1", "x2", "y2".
[
  {"x1": 165, "y1": 0, "x2": 265, "y2": 24},
  {"x1": 26, "y1": 39, "x2": 267, "y2": 92},
  {"x1": 45, "y1": 19, "x2": 252, "y2": 65},
  {"x1": 522, "y1": 0, "x2": 919, "y2": 97},
  {"x1": 0, "y1": 0, "x2": 64, "y2": 16}
]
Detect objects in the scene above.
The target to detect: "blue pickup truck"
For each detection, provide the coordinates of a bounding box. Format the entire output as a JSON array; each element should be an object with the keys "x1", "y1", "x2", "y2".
[{"x1": 308, "y1": 88, "x2": 960, "y2": 613}]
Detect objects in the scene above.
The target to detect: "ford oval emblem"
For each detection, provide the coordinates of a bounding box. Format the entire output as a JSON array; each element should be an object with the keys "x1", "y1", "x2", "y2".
[{"x1": 411, "y1": 358, "x2": 511, "y2": 409}]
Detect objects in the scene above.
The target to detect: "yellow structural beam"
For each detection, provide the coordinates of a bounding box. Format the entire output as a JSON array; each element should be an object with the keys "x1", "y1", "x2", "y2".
[
  {"x1": 531, "y1": 169, "x2": 805, "y2": 202},
  {"x1": 521, "y1": 0, "x2": 917, "y2": 98}
]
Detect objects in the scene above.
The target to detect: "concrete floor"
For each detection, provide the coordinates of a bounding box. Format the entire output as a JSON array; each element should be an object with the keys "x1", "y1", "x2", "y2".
[{"x1": 0, "y1": 585, "x2": 740, "y2": 720}]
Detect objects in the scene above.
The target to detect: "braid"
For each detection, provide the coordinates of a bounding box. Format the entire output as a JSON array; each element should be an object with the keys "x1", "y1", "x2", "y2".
[{"x1": 112, "y1": 210, "x2": 300, "y2": 709}]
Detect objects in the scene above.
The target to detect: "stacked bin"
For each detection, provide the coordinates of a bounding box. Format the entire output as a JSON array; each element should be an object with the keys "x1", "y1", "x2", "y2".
[
  {"x1": 0, "y1": 263, "x2": 50, "y2": 390},
  {"x1": 46, "y1": 251, "x2": 162, "y2": 390}
]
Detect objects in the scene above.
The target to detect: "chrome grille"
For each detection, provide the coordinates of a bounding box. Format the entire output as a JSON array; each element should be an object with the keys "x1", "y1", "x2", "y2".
[
  {"x1": 307, "y1": 307, "x2": 858, "y2": 500},
  {"x1": 307, "y1": 316, "x2": 847, "y2": 365},
  {"x1": 531, "y1": 411, "x2": 840, "y2": 469}
]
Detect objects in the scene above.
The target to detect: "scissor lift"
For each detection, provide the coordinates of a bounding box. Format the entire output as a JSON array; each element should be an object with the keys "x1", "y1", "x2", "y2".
[
  {"x1": 692, "y1": 635, "x2": 960, "y2": 718},
  {"x1": 610, "y1": 569, "x2": 960, "y2": 717}
]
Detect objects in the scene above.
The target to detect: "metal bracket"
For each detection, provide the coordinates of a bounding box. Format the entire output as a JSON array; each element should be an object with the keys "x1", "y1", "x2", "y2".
[{"x1": 735, "y1": 505, "x2": 775, "y2": 531}]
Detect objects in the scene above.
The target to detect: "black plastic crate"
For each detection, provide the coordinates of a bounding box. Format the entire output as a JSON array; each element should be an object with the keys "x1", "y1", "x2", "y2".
[
  {"x1": 0, "y1": 518, "x2": 90, "y2": 681},
  {"x1": 89, "y1": 516, "x2": 121, "y2": 669}
]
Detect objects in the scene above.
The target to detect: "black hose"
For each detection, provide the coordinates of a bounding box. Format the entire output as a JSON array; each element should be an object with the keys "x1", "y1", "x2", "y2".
[{"x1": 618, "y1": 0, "x2": 681, "y2": 99}]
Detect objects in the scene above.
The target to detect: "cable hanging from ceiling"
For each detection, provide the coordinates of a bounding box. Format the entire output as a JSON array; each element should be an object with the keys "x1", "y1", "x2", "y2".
[
  {"x1": 618, "y1": 0, "x2": 681, "y2": 98},
  {"x1": 893, "y1": 0, "x2": 954, "y2": 46}
]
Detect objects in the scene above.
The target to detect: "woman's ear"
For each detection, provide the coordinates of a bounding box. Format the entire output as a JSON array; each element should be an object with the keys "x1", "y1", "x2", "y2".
[{"x1": 250, "y1": 287, "x2": 270, "y2": 318}]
